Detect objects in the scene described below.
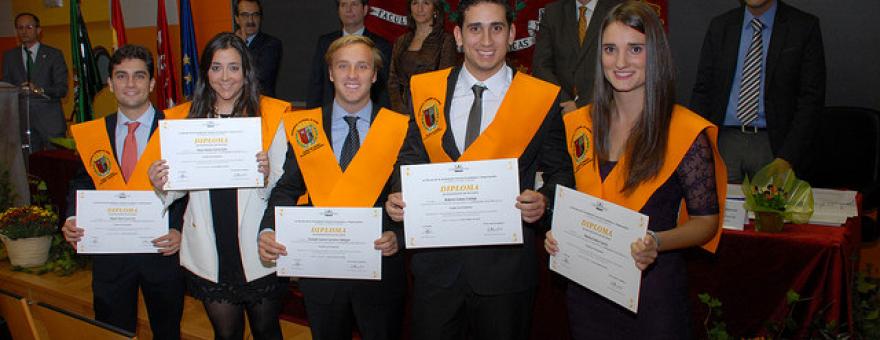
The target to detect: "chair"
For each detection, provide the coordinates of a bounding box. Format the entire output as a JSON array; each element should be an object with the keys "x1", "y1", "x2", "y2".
[
  {"x1": 804, "y1": 106, "x2": 880, "y2": 240},
  {"x1": 30, "y1": 302, "x2": 136, "y2": 340},
  {"x1": 0, "y1": 290, "x2": 38, "y2": 340}
]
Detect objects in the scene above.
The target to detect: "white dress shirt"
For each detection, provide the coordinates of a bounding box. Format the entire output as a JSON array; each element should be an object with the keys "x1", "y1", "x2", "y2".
[{"x1": 449, "y1": 64, "x2": 513, "y2": 153}]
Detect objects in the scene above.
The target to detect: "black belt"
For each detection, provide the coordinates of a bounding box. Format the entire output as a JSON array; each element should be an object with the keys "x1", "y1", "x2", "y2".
[{"x1": 724, "y1": 125, "x2": 766, "y2": 134}]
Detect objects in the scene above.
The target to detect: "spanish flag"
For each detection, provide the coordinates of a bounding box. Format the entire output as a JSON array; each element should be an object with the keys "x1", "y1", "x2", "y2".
[{"x1": 110, "y1": 0, "x2": 127, "y2": 50}]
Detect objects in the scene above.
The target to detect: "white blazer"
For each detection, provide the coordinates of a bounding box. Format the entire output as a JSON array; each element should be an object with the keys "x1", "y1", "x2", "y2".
[{"x1": 164, "y1": 124, "x2": 287, "y2": 283}]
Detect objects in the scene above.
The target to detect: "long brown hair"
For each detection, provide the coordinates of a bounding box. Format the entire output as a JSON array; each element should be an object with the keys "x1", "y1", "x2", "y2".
[
  {"x1": 188, "y1": 32, "x2": 261, "y2": 118},
  {"x1": 590, "y1": 1, "x2": 675, "y2": 195}
]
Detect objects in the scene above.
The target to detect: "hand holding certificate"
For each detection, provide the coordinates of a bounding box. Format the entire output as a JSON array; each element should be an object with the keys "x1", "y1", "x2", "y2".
[
  {"x1": 401, "y1": 158, "x2": 522, "y2": 248},
  {"x1": 159, "y1": 117, "x2": 263, "y2": 190},
  {"x1": 549, "y1": 185, "x2": 649, "y2": 313},
  {"x1": 75, "y1": 190, "x2": 168, "y2": 254},
  {"x1": 275, "y1": 207, "x2": 382, "y2": 280}
]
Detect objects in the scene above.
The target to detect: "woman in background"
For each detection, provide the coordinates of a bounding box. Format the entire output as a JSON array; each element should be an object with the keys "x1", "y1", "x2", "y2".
[
  {"x1": 149, "y1": 32, "x2": 289, "y2": 340},
  {"x1": 545, "y1": 2, "x2": 726, "y2": 339},
  {"x1": 387, "y1": 0, "x2": 457, "y2": 113}
]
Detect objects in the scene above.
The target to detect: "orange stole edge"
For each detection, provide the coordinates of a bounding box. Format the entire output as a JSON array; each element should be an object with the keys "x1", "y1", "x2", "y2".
[
  {"x1": 459, "y1": 73, "x2": 559, "y2": 162},
  {"x1": 282, "y1": 108, "x2": 409, "y2": 207},
  {"x1": 565, "y1": 105, "x2": 726, "y2": 253},
  {"x1": 410, "y1": 67, "x2": 453, "y2": 163}
]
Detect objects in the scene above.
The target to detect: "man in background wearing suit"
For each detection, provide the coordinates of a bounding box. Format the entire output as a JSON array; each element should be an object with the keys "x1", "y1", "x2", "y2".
[
  {"x1": 306, "y1": 0, "x2": 392, "y2": 109},
  {"x1": 385, "y1": 1, "x2": 571, "y2": 339},
  {"x1": 235, "y1": 0, "x2": 283, "y2": 97},
  {"x1": 690, "y1": 0, "x2": 825, "y2": 182},
  {"x1": 2, "y1": 13, "x2": 68, "y2": 152},
  {"x1": 532, "y1": 0, "x2": 621, "y2": 113},
  {"x1": 62, "y1": 45, "x2": 185, "y2": 339}
]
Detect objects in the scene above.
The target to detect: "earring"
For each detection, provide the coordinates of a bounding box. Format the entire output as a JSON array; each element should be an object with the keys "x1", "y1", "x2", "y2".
[{"x1": 457, "y1": 45, "x2": 462, "y2": 53}]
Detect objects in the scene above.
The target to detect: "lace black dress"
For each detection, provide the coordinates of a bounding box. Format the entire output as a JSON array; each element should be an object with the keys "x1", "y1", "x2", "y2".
[
  {"x1": 184, "y1": 188, "x2": 284, "y2": 305},
  {"x1": 567, "y1": 133, "x2": 719, "y2": 340}
]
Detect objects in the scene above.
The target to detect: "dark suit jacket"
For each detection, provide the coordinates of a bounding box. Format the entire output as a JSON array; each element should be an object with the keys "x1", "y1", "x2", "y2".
[
  {"x1": 248, "y1": 32, "x2": 283, "y2": 97},
  {"x1": 305, "y1": 29, "x2": 392, "y2": 109},
  {"x1": 2, "y1": 43, "x2": 69, "y2": 147},
  {"x1": 531, "y1": 0, "x2": 621, "y2": 107},
  {"x1": 396, "y1": 67, "x2": 573, "y2": 295},
  {"x1": 65, "y1": 112, "x2": 186, "y2": 284},
  {"x1": 261, "y1": 103, "x2": 406, "y2": 304},
  {"x1": 690, "y1": 1, "x2": 825, "y2": 170}
]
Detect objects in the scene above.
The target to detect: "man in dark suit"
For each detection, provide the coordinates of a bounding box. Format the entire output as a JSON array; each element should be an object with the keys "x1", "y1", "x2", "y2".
[
  {"x1": 2, "y1": 13, "x2": 68, "y2": 152},
  {"x1": 532, "y1": 0, "x2": 621, "y2": 113},
  {"x1": 384, "y1": 1, "x2": 571, "y2": 339},
  {"x1": 234, "y1": 0, "x2": 282, "y2": 97},
  {"x1": 61, "y1": 45, "x2": 185, "y2": 339},
  {"x1": 259, "y1": 35, "x2": 406, "y2": 340},
  {"x1": 690, "y1": 0, "x2": 825, "y2": 182},
  {"x1": 306, "y1": 0, "x2": 392, "y2": 109}
]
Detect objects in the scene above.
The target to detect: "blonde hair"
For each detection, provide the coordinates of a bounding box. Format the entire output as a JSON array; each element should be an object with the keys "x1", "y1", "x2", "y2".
[{"x1": 324, "y1": 35, "x2": 384, "y2": 71}]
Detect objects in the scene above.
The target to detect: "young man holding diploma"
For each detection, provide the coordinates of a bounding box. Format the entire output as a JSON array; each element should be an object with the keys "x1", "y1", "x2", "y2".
[
  {"x1": 384, "y1": 1, "x2": 572, "y2": 339},
  {"x1": 62, "y1": 45, "x2": 186, "y2": 338},
  {"x1": 258, "y1": 35, "x2": 408, "y2": 340}
]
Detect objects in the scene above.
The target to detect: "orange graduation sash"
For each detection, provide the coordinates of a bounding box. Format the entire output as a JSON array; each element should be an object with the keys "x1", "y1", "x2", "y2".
[
  {"x1": 409, "y1": 67, "x2": 560, "y2": 162},
  {"x1": 70, "y1": 106, "x2": 187, "y2": 190},
  {"x1": 282, "y1": 107, "x2": 409, "y2": 207},
  {"x1": 563, "y1": 105, "x2": 727, "y2": 252}
]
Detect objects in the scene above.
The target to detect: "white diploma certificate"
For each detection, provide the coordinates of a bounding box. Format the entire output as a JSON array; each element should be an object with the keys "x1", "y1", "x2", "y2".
[
  {"x1": 401, "y1": 158, "x2": 522, "y2": 248},
  {"x1": 549, "y1": 185, "x2": 649, "y2": 313},
  {"x1": 159, "y1": 117, "x2": 263, "y2": 190},
  {"x1": 75, "y1": 190, "x2": 168, "y2": 254},
  {"x1": 275, "y1": 207, "x2": 382, "y2": 280}
]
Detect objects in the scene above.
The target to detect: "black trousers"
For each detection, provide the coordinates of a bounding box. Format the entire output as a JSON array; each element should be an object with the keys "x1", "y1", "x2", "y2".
[
  {"x1": 411, "y1": 274, "x2": 535, "y2": 340},
  {"x1": 303, "y1": 283, "x2": 404, "y2": 340},
  {"x1": 92, "y1": 253, "x2": 184, "y2": 339}
]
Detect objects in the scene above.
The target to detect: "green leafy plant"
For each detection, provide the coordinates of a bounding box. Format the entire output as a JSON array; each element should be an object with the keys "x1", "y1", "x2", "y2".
[
  {"x1": 854, "y1": 272, "x2": 880, "y2": 339},
  {"x1": 0, "y1": 166, "x2": 16, "y2": 212},
  {"x1": 699, "y1": 293, "x2": 731, "y2": 340},
  {"x1": 0, "y1": 206, "x2": 57, "y2": 240}
]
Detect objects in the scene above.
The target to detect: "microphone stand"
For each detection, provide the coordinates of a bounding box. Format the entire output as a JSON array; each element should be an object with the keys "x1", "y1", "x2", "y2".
[{"x1": 18, "y1": 84, "x2": 50, "y2": 168}]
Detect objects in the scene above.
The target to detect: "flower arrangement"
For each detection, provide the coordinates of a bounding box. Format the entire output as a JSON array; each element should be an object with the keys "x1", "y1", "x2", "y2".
[
  {"x1": 0, "y1": 206, "x2": 58, "y2": 240},
  {"x1": 749, "y1": 183, "x2": 788, "y2": 212},
  {"x1": 742, "y1": 166, "x2": 813, "y2": 232}
]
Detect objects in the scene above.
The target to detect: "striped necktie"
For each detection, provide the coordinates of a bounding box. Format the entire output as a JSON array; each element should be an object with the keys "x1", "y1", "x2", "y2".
[
  {"x1": 735, "y1": 18, "x2": 764, "y2": 127},
  {"x1": 339, "y1": 116, "x2": 360, "y2": 171},
  {"x1": 578, "y1": 6, "x2": 589, "y2": 46}
]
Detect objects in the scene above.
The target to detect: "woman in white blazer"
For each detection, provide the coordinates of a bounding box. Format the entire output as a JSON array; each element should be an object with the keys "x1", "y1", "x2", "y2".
[{"x1": 148, "y1": 33, "x2": 289, "y2": 340}]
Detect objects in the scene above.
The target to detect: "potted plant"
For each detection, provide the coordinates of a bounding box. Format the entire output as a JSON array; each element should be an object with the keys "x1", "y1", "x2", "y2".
[
  {"x1": 742, "y1": 166, "x2": 813, "y2": 232},
  {"x1": 0, "y1": 206, "x2": 58, "y2": 267}
]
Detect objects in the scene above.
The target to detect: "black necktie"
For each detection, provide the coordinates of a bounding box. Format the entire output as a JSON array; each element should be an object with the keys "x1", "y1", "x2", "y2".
[
  {"x1": 339, "y1": 116, "x2": 360, "y2": 171},
  {"x1": 25, "y1": 48, "x2": 34, "y2": 82},
  {"x1": 464, "y1": 84, "x2": 487, "y2": 149}
]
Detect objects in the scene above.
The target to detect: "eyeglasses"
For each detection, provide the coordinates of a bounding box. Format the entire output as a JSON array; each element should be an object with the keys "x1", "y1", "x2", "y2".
[
  {"x1": 15, "y1": 24, "x2": 36, "y2": 30},
  {"x1": 237, "y1": 12, "x2": 261, "y2": 19}
]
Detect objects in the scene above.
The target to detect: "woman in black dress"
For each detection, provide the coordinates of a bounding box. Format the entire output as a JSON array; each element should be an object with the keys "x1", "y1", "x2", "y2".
[
  {"x1": 545, "y1": 2, "x2": 726, "y2": 339},
  {"x1": 149, "y1": 32, "x2": 290, "y2": 340}
]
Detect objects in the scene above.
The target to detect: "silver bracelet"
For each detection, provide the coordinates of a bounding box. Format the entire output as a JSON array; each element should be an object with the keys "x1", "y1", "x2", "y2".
[{"x1": 646, "y1": 230, "x2": 660, "y2": 249}]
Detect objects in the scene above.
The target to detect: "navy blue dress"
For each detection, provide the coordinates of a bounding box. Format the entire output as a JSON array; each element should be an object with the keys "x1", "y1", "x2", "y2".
[{"x1": 567, "y1": 133, "x2": 719, "y2": 340}]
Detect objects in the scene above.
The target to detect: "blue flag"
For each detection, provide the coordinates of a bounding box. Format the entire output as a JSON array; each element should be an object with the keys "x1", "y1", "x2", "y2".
[{"x1": 180, "y1": 0, "x2": 199, "y2": 99}]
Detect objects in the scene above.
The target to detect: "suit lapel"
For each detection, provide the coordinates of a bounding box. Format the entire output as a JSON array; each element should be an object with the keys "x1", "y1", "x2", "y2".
[
  {"x1": 441, "y1": 67, "x2": 461, "y2": 161},
  {"x1": 321, "y1": 103, "x2": 334, "y2": 148},
  {"x1": 765, "y1": 3, "x2": 788, "y2": 90},
  {"x1": 105, "y1": 114, "x2": 119, "y2": 159},
  {"x1": 719, "y1": 10, "x2": 745, "y2": 112}
]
